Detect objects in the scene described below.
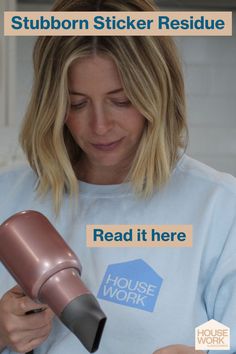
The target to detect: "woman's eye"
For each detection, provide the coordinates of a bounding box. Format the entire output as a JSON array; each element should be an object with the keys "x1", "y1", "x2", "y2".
[
  {"x1": 70, "y1": 101, "x2": 87, "y2": 110},
  {"x1": 113, "y1": 100, "x2": 131, "y2": 107}
]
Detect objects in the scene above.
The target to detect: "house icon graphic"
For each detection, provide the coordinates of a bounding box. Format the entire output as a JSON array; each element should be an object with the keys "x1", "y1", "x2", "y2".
[
  {"x1": 97, "y1": 259, "x2": 163, "y2": 312},
  {"x1": 195, "y1": 319, "x2": 230, "y2": 351}
]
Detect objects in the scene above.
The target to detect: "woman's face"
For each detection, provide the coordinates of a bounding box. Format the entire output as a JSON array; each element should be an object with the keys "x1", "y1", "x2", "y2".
[{"x1": 66, "y1": 55, "x2": 145, "y2": 182}]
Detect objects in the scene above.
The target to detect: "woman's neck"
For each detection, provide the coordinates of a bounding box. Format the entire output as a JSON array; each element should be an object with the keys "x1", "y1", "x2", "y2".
[{"x1": 74, "y1": 157, "x2": 130, "y2": 185}]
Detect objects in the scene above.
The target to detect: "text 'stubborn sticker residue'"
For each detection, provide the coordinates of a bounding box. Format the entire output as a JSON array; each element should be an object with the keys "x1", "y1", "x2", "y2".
[{"x1": 97, "y1": 259, "x2": 163, "y2": 312}]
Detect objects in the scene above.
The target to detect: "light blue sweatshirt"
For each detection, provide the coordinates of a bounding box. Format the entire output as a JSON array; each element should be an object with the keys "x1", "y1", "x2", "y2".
[{"x1": 0, "y1": 154, "x2": 236, "y2": 354}]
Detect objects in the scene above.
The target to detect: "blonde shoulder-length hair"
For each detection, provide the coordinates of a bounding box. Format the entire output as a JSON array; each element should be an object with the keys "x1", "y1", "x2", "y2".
[{"x1": 20, "y1": 0, "x2": 188, "y2": 213}]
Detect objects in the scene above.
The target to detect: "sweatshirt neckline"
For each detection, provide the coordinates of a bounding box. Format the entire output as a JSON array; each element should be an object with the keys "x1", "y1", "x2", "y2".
[
  {"x1": 79, "y1": 180, "x2": 132, "y2": 195},
  {"x1": 78, "y1": 152, "x2": 186, "y2": 196}
]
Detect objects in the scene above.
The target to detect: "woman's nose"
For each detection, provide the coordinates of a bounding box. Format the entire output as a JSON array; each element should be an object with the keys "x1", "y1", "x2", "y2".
[{"x1": 91, "y1": 106, "x2": 114, "y2": 135}]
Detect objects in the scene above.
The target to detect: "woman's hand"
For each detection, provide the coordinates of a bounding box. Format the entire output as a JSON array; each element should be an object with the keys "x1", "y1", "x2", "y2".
[
  {"x1": 153, "y1": 344, "x2": 206, "y2": 354},
  {"x1": 0, "y1": 285, "x2": 54, "y2": 353}
]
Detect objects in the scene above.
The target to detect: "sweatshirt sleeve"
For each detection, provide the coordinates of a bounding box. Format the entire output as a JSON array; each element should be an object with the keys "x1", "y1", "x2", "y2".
[
  {"x1": 204, "y1": 216, "x2": 236, "y2": 354},
  {"x1": 0, "y1": 348, "x2": 22, "y2": 354},
  {"x1": 0, "y1": 348, "x2": 10, "y2": 354}
]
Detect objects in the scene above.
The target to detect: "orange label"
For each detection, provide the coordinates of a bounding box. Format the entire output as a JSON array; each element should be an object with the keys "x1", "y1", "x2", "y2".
[
  {"x1": 4, "y1": 12, "x2": 232, "y2": 36},
  {"x1": 86, "y1": 225, "x2": 192, "y2": 247}
]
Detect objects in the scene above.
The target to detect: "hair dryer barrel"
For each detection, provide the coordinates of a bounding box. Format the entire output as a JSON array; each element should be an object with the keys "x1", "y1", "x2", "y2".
[
  {"x1": 0, "y1": 211, "x2": 107, "y2": 353},
  {"x1": 0, "y1": 211, "x2": 82, "y2": 299}
]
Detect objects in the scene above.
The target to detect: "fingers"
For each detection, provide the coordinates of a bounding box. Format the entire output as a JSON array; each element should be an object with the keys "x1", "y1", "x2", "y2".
[
  {"x1": 0, "y1": 286, "x2": 54, "y2": 353},
  {"x1": 153, "y1": 345, "x2": 202, "y2": 354},
  {"x1": 7, "y1": 327, "x2": 52, "y2": 354},
  {"x1": 3, "y1": 311, "x2": 53, "y2": 350},
  {"x1": 10, "y1": 285, "x2": 25, "y2": 297},
  {"x1": 4, "y1": 307, "x2": 54, "y2": 335},
  {"x1": 21, "y1": 308, "x2": 54, "y2": 330},
  {"x1": 23, "y1": 334, "x2": 51, "y2": 354},
  {"x1": 5, "y1": 287, "x2": 47, "y2": 316}
]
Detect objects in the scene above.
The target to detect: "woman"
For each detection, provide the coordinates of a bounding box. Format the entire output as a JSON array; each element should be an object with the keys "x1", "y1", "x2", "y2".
[{"x1": 0, "y1": 0, "x2": 236, "y2": 353}]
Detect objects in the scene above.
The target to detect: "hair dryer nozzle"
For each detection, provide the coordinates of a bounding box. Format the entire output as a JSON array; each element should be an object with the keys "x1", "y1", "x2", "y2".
[{"x1": 60, "y1": 294, "x2": 107, "y2": 353}]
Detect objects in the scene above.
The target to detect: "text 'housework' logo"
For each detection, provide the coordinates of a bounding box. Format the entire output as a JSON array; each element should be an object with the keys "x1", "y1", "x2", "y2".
[
  {"x1": 97, "y1": 259, "x2": 163, "y2": 312},
  {"x1": 195, "y1": 320, "x2": 230, "y2": 351}
]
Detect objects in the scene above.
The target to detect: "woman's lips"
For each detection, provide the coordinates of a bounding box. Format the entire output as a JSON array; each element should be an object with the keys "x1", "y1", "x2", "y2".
[{"x1": 91, "y1": 138, "x2": 124, "y2": 151}]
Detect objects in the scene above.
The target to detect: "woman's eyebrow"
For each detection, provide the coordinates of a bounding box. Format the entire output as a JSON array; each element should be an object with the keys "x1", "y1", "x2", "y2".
[
  {"x1": 107, "y1": 88, "x2": 124, "y2": 94},
  {"x1": 69, "y1": 91, "x2": 85, "y2": 96},
  {"x1": 69, "y1": 88, "x2": 124, "y2": 96}
]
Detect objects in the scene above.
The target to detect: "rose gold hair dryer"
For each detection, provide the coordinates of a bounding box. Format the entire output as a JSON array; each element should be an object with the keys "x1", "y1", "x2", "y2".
[{"x1": 0, "y1": 211, "x2": 106, "y2": 353}]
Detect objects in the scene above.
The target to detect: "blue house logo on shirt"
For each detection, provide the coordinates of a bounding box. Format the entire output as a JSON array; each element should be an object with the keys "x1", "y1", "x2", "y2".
[{"x1": 97, "y1": 259, "x2": 163, "y2": 312}]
